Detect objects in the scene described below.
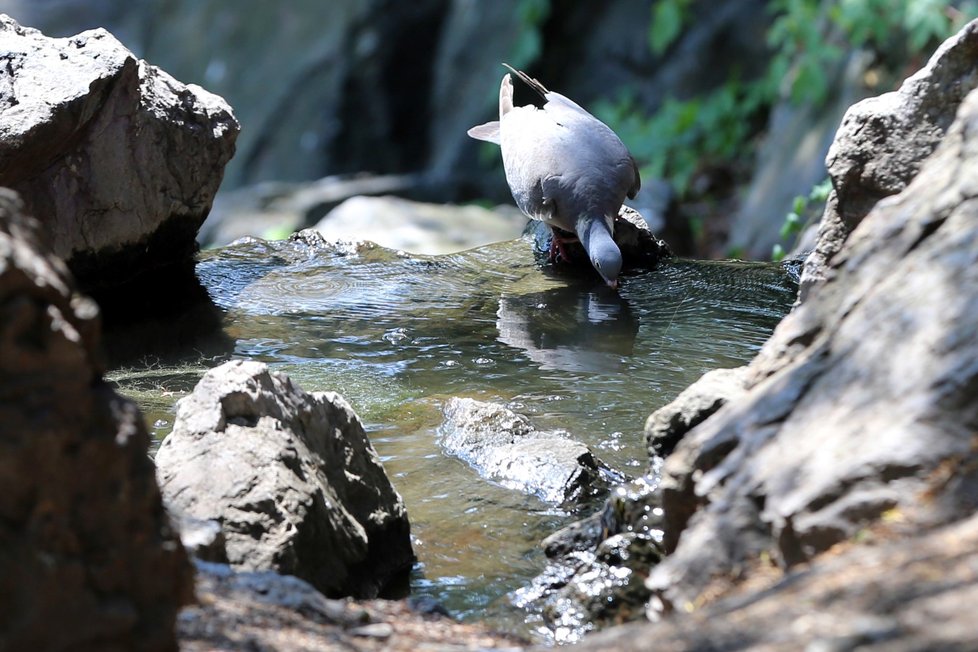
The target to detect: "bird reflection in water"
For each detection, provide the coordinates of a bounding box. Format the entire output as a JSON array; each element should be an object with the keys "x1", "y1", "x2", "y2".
[{"x1": 495, "y1": 283, "x2": 638, "y2": 373}]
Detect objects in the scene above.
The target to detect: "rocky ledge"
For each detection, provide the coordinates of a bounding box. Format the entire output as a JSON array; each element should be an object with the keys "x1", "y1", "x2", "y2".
[{"x1": 0, "y1": 14, "x2": 238, "y2": 303}]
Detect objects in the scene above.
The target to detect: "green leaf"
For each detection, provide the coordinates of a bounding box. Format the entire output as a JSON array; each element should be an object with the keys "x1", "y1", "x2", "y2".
[{"x1": 649, "y1": 0, "x2": 688, "y2": 55}]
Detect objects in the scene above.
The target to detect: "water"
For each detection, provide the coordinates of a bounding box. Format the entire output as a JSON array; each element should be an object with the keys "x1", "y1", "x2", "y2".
[{"x1": 108, "y1": 233, "x2": 795, "y2": 636}]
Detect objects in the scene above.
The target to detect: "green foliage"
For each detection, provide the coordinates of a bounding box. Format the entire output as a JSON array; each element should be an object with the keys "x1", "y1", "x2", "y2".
[
  {"x1": 649, "y1": 0, "x2": 694, "y2": 55},
  {"x1": 510, "y1": 0, "x2": 551, "y2": 70},
  {"x1": 771, "y1": 177, "x2": 832, "y2": 261},
  {"x1": 604, "y1": 0, "x2": 975, "y2": 206}
]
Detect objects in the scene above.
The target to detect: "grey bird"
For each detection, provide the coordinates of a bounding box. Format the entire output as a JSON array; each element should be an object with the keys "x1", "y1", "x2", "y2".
[{"x1": 468, "y1": 64, "x2": 640, "y2": 288}]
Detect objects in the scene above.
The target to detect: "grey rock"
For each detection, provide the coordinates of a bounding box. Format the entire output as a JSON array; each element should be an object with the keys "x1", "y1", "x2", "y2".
[
  {"x1": 0, "y1": 188, "x2": 191, "y2": 651},
  {"x1": 572, "y1": 512, "x2": 978, "y2": 651},
  {"x1": 189, "y1": 560, "x2": 356, "y2": 625},
  {"x1": 199, "y1": 174, "x2": 420, "y2": 247},
  {"x1": 516, "y1": 476, "x2": 664, "y2": 643},
  {"x1": 800, "y1": 18, "x2": 978, "y2": 298},
  {"x1": 644, "y1": 366, "x2": 751, "y2": 457},
  {"x1": 439, "y1": 397, "x2": 623, "y2": 504},
  {"x1": 155, "y1": 360, "x2": 414, "y2": 598},
  {"x1": 313, "y1": 195, "x2": 528, "y2": 255},
  {"x1": 170, "y1": 510, "x2": 228, "y2": 564},
  {"x1": 648, "y1": 82, "x2": 978, "y2": 610},
  {"x1": 0, "y1": 15, "x2": 238, "y2": 292}
]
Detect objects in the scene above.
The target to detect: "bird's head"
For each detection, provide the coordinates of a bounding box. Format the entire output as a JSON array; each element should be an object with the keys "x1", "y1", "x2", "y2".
[{"x1": 578, "y1": 217, "x2": 622, "y2": 289}]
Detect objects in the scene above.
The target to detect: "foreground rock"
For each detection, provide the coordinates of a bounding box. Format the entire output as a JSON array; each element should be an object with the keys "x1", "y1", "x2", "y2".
[
  {"x1": 439, "y1": 398, "x2": 623, "y2": 505},
  {"x1": 0, "y1": 15, "x2": 238, "y2": 295},
  {"x1": 181, "y1": 560, "x2": 528, "y2": 652},
  {"x1": 800, "y1": 18, "x2": 978, "y2": 297},
  {"x1": 0, "y1": 189, "x2": 191, "y2": 650},
  {"x1": 156, "y1": 360, "x2": 414, "y2": 599},
  {"x1": 576, "y1": 510, "x2": 978, "y2": 651},
  {"x1": 646, "y1": 64, "x2": 978, "y2": 615}
]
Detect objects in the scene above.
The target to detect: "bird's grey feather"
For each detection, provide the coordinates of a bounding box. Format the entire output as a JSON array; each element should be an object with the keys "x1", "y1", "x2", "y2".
[{"x1": 467, "y1": 65, "x2": 640, "y2": 286}]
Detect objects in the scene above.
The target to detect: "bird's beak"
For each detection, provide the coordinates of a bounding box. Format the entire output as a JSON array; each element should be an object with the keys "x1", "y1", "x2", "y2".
[{"x1": 606, "y1": 278, "x2": 619, "y2": 290}]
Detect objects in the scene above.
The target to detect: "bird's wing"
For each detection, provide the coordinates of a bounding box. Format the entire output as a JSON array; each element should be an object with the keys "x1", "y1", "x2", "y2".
[
  {"x1": 501, "y1": 63, "x2": 549, "y2": 99},
  {"x1": 467, "y1": 121, "x2": 500, "y2": 144},
  {"x1": 626, "y1": 155, "x2": 641, "y2": 199}
]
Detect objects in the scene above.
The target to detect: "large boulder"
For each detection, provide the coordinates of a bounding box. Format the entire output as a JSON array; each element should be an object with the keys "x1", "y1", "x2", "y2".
[
  {"x1": 0, "y1": 189, "x2": 192, "y2": 651},
  {"x1": 800, "y1": 18, "x2": 978, "y2": 297},
  {"x1": 155, "y1": 360, "x2": 414, "y2": 599},
  {"x1": 0, "y1": 15, "x2": 238, "y2": 294},
  {"x1": 647, "y1": 80, "x2": 978, "y2": 612}
]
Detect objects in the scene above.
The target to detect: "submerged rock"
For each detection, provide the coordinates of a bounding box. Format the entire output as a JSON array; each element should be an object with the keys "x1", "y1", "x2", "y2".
[
  {"x1": 0, "y1": 189, "x2": 192, "y2": 651},
  {"x1": 439, "y1": 397, "x2": 624, "y2": 505},
  {"x1": 0, "y1": 15, "x2": 238, "y2": 295},
  {"x1": 155, "y1": 360, "x2": 414, "y2": 599}
]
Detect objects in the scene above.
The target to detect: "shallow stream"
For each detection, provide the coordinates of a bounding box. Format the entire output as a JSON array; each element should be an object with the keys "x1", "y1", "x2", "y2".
[{"x1": 109, "y1": 233, "x2": 795, "y2": 637}]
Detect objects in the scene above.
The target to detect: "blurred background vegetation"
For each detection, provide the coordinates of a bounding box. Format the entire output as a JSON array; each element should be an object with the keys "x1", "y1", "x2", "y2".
[{"x1": 2, "y1": 0, "x2": 974, "y2": 258}]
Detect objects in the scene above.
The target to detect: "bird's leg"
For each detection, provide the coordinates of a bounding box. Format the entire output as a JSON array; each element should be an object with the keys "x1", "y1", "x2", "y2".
[{"x1": 548, "y1": 227, "x2": 579, "y2": 264}]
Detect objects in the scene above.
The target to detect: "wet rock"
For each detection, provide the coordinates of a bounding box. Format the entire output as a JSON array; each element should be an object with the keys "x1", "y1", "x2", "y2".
[
  {"x1": 0, "y1": 189, "x2": 192, "y2": 650},
  {"x1": 155, "y1": 360, "x2": 414, "y2": 598},
  {"x1": 439, "y1": 398, "x2": 624, "y2": 505},
  {"x1": 0, "y1": 15, "x2": 238, "y2": 294},
  {"x1": 647, "y1": 80, "x2": 978, "y2": 611},
  {"x1": 313, "y1": 195, "x2": 528, "y2": 255},
  {"x1": 800, "y1": 18, "x2": 978, "y2": 298},
  {"x1": 523, "y1": 205, "x2": 673, "y2": 278},
  {"x1": 515, "y1": 477, "x2": 664, "y2": 643},
  {"x1": 644, "y1": 366, "x2": 751, "y2": 457}
]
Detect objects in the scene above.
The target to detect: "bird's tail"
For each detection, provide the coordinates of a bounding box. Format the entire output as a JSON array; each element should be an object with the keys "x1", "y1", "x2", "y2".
[
  {"x1": 502, "y1": 63, "x2": 549, "y2": 99},
  {"x1": 500, "y1": 73, "x2": 514, "y2": 118}
]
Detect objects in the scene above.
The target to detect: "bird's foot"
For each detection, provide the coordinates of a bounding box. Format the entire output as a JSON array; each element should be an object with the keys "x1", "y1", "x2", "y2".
[{"x1": 548, "y1": 229, "x2": 579, "y2": 264}]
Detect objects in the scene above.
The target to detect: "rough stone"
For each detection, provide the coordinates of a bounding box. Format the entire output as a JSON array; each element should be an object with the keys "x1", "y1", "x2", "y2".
[
  {"x1": 0, "y1": 15, "x2": 238, "y2": 293},
  {"x1": 0, "y1": 188, "x2": 192, "y2": 651},
  {"x1": 515, "y1": 476, "x2": 665, "y2": 644},
  {"x1": 571, "y1": 511, "x2": 978, "y2": 651},
  {"x1": 644, "y1": 366, "x2": 751, "y2": 458},
  {"x1": 155, "y1": 360, "x2": 414, "y2": 599},
  {"x1": 800, "y1": 18, "x2": 978, "y2": 298},
  {"x1": 647, "y1": 82, "x2": 978, "y2": 611},
  {"x1": 180, "y1": 560, "x2": 528, "y2": 652},
  {"x1": 439, "y1": 397, "x2": 623, "y2": 505}
]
